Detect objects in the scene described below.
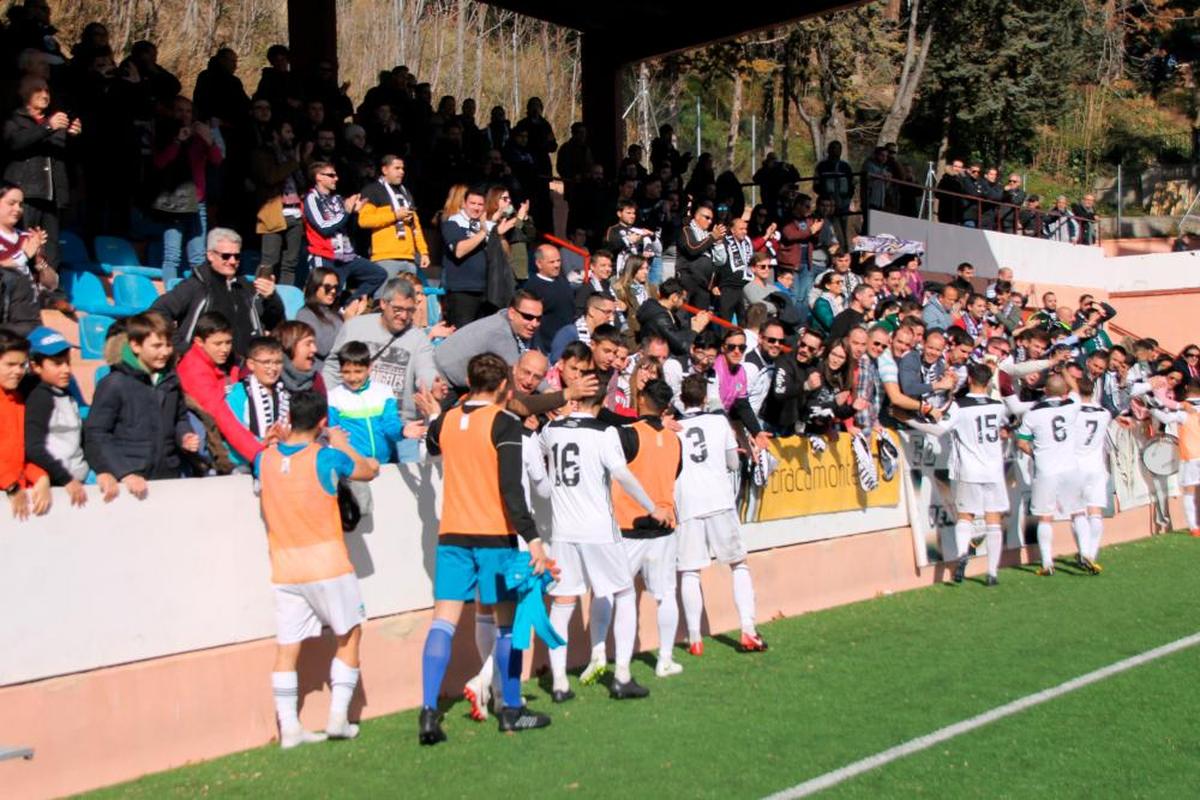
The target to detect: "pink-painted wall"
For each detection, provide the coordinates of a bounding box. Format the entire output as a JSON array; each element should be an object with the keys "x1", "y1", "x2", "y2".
[{"x1": 0, "y1": 503, "x2": 1169, "y2": 800}]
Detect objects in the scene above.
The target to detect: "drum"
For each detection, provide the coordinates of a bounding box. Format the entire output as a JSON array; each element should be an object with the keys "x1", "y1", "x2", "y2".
[{"x1": 1142, "y1": 434, "x2": 1180, "y2": 477}]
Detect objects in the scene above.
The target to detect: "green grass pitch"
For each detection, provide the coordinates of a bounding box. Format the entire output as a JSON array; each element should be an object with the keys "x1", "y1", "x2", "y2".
[{"x1": 90, "y1": 534, "x2": 1200, "y2": 798}]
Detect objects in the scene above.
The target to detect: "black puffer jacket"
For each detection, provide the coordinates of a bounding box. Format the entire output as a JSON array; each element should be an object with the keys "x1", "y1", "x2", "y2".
[
  {"x1": 2, "y1": 108, "x2": 70, "y2": 205},
  {"x1": 83, "y1": 361, "x2": 191, "y2": 480},
  {"x1": 635, "y1": 298, "x2": 694, "y2": 357},
  {"x1": 151, "y1": 261, "x2": 285, "y2": 357}
]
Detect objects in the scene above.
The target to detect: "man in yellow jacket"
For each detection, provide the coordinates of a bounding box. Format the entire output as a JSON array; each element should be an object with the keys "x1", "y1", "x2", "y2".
[{"x1": 357, "y1": 155, "x2": 430, "y2": 292}]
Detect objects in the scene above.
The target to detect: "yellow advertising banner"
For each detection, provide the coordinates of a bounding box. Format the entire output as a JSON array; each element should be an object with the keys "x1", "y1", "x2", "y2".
[{"x1": 742, "y1": 434, "x2": 901, "y2": 523}]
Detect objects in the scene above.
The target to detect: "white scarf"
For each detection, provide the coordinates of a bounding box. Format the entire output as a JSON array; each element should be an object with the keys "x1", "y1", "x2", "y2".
[
  {"x1": 245, "y1": 375, "x2": 290, "y2": 438},
  {"x1": 574, "y1": 315, "x2": 592, "y2": 345},
  {"x1": 448, "y1": 210, "x2": 495, "y2": 234}
]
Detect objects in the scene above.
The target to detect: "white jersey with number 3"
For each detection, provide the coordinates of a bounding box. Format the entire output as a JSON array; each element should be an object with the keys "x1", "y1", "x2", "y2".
[
  {"x1": 1017, "y1": 397, "x2": 1080, "y2": 477},
  {"x1": 539, "y1": 414, "x2": 628, "y2": 545},
  {"x1": 675, "y1": 411, "x2": 738, "y2": 520}
]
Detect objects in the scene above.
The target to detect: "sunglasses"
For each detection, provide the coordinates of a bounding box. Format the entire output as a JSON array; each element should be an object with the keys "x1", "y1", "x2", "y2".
[
  {"x1": 1186, "y1": 352, "x2": 1200, "y2": 359},
  {"x1": 319, "y1": 282, "x2": 339, "y2": 292},
  {"x1": 319, "y1": 172, "x2": 337, "y2": 178},
  {"x1": 214, "y1": 251, "x2": 240, "y2": 261},
  {"x1": 724, "y1": 343, "x2": 747, "y2": 352},
  {"x1": 762, "y1": 336, "x2": 785, "y2": 345},
  {"x1": 515, "y1": 310, "x2": 542, "y2": 322}
]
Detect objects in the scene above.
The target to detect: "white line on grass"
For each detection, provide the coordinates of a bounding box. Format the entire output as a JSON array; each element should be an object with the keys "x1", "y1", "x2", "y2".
[{"x1": 765, "y1": 632, "x2": 1200, "y2": 799}]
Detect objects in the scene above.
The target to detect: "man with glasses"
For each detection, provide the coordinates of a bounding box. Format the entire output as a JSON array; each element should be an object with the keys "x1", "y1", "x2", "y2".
[
  {"x1": 549, "y1": 292, "x2": 616, "y2": 363},
  {"x1": 358, "y1": 154, "x2": 430, "y2": 288},
  {"x1": 761, "y1": 327, "x2": 825, "y2": 435},
  {"x1": 153, "y1": 227, "x2": 285, "y2": 359},
  {"x1": 303, "y1": 161, "x2": 388, "y2": 306},
  {"x1": 435, "y1": 290, "x2": 555, "y2": 394},
  {"x1": 744, "y1": 319, "x2": 786, "y2": 424},
  {"x1": 1180, "y1": 346, "x2": 1200, "y2": 384},
  {"x1": 323, "y1": 278, "x2": 445, "y2": 427}
]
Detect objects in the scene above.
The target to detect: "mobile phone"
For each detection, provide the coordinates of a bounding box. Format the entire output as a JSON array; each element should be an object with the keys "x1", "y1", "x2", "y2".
[{"x1": 255, "y1": 263, "x2": 276, "y2": 280}]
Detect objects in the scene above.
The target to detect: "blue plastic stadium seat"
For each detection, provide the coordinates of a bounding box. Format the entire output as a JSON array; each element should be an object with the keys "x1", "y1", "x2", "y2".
[
  {"x1": 423, "y1": 286, "x2": 445, "y2": 328},
  {"x1": 276, "y1": 284, "x2": 304, "y2": 320},
  {"x1": 112, "y1": 273, "x2": 160, "y2": 313},
  {"x1": 94, "y1": 235, "x2": 163, "y2": 278},
  {"x1": 59, "y1": 230, "x2": 101, "y2": 273},
  {"x1": 65, "y1": 271, "x2": 143, "y2": 318},
  {"x1": 79, "y1": 314, "x2": 115, "y2": 360}
]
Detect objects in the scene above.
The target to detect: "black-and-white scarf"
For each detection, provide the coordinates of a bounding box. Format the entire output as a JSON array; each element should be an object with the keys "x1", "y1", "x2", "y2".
[
  {"x1": 245, "y1": 375, "x2": 290, "y2": 437},
  {"x1": 725, "y1": 235, "x2": 752, "y2": 281},
  {"x1": 574, "y1": 315, "x2": 591, "y2": 346},
  {"x1": 381, "y1": 178, "x2": 413, "y2": 239}
]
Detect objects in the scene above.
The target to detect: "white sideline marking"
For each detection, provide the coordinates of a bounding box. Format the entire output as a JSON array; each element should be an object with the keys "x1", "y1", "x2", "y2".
[{"x1": 765, "y1": 632, "x2": 1200, "y2": 799}]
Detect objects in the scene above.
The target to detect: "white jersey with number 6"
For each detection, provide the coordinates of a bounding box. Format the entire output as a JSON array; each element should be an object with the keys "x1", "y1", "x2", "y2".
[
  {"x1": 1017, "y1": 396, "x2": 1079, "y2": 477},
  {"x1": 675, "y1": 411, "x2": 739, "y2": 521},
  {"x1": 539, "y1": 414, "x2": 628, "y2": 545}
]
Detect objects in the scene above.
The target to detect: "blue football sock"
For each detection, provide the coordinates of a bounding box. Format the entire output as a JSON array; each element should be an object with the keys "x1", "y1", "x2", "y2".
[
  {"x1": 495, "y1": 626, "x2": 523, "y2": 709},
  {"x1": 421, "y1": 619, "x2": 456, "y2": 710}
]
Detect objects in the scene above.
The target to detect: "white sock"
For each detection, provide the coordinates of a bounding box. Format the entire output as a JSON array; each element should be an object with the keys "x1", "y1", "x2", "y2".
[
  {"x1": 1071, "y1": 514, "x2": 1090, "y2": 558},
  {"x1": 589, "y1": 594, "x2": 613, "y2": 662},
  {"x1": 1037, "y1": 521, "x2": 1054, "y2": 569},
  {"x1": 1185, "y1": 493, "x2": 1198, "y2": 529},
  {"x1": 732, "y1": 564, "x2": 757, "y2": 635},
  {"x1": 656, "y1": 594, "x2": 679, "y2": 663},
  {"x1": 272, "y1": 671, "x2": 300, "y2": 730},
  {"x1": 680, "y1": 571, "x2": 704, "y2": 642},
  {"x1": 1089, "y1": 515, "x2": 1104, "y2": 561},
  {"x1": 328, "y1": 658, "x2": 359, "y2": 721},
  {"x1": 474, "y1": 612, "x2": 496, "y2": 684},
  {"x1": 613, "y1": 588, "x2": 637, "y2": 683},
  {"x1": 954, "y1": 519, "x2": 974, "y2": 560},
  {"x1": 548, "y1": 601, "x2": 576, "y2": 691},
  {"x1": 985, "y1": 524, "x2": 1002, "y2": 577}
]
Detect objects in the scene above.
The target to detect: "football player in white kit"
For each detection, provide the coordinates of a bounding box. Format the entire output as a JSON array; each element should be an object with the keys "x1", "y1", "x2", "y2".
[
  {"x1": 540, "y1": 371, "x2": 672, "y2": 702},
  {"x1": 1068, "y1": 375, "x2": 1111, "y2": 574},
  {"x1": 675, "y1": 374, "x2": 769, "y2": 653},
  {"x1": 904, "y1": 362, "x2": 1010, "y2": 585},
  {"x1": 1016, "y1": 375, "x2": 1082, "y2": 576}
]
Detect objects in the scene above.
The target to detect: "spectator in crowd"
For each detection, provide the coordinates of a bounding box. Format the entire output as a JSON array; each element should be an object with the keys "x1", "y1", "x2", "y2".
[
  {"x1": 742, "y1": 253, "x2": 778, "y2": 313},
  {"x1": 760, "y1": 327, "x2": 825, "y2": 435},
  {"x1": 0, "y1": 181, "x2": 58, "y2": 336},
  {"x1": 152, "y1": 228, "x2": 285, "y2": 358},
  {"x1": 605, "y1": 200, "x2": 654, "y2": 272},
  {"x1": 613, "y1": 255, "x2": 652, "y2": 335},
  {"x1": 323, "y1": 277, "x2": 444, "y2": 422},
  {"x1": 274, "y1": 320, "x2": 326, "y2": 395},
  {"x1": 714, "y1": 216, "x2": 754, "y2": 323},
  {"x1": 176, "y1": 311, "x2": 260, "y2": 472},
  {"x1": 251, "y1": 118, "x2": 304, "y2": 286},
  {"x1": 922, "y1": 283, "x2": 959, "y2": 331},
  {"x1": 296, "y1": 266, "x2": 364, "y2": 375},
  {"x1": 675, "y1": 201, "x2": 726, "y2": 311},
  {"x1": 978, "y1": 167, "x2": 1003, "y2": 230},
  {"x1": 327, "y1": 340, "x2": 424, "y2": 465},
  {"x1": 809, "y1": 270, "x2": 847, "y2": 338},
  {"x1": 223, "y1": 335, "x2": 290, "y2": 469},
  {"x1": 441, "y1": 186, "x2": 514, "y2": 326},
  {"x1": 861, "y1": 146, "x2": 890, "y2": 220},
  {"x1": 828, "y1": 284, "x2": 877, "y2": 343},
  {"x1": 1045, "y1": 195, "x2": 1079, "y2": 243},
  {"x1": 193, "y1": 47, "x2": 249, "y2": 127},
  {"x1": 1073, "y1": 193, "x2": 1099, "y2": 245},
  {"x1": 551, "y1": 291, "x2": 615, "y2": 363},
  {"x1": 1, "y1": 329, "x2": 49, "y2": 519},
  {"x1": 302, "y1": 160, "x2": 387, "y2": 305},
  {"x1": 434, "y1": 290, "x2": 543, "y2": 390},
  {"x1": 152, "y1": 96, "x2": 223, "y2": 283},
  {"x1": 358, "y1": 154, "x2": 430, "y2": 286},
  {"x1": 484, "y1": 185, "x2": 535, "y2": 282},
  {"x1": 513, "y1": 96, "x2": 556, "y2": 233},
  {"x1": 743, "y1": 317, "x2": 786, "y2": 422},
  {"x1": 814, "y1": 142, "x2": 854, "y2": 233},
  {"x1": 4, "y1": 76, "x2": 77, "y2": 269},
  {"x1": 254, "y1": 44, "x2": 300, "y2": 115},
  {"x1": 936, "y1": 159, "x2": 966, "y2": 225},
  {"x1": 84, "y1": 312, "x2": 200, "y2": 499},
  {"x1": 21, "y1": 326, "x2": 86, "y2": 506},
  {"x1": 1001, "y1": 174, "x2": 1025, "y2": 233},
  {"x1": 960, "y1": 164, "x2": 983, "y2": 227},
  {"x1": 524, "y1": 244, "x2": 575, "y2": 353},
  {"x1": 778, "y1": 195, "x2": 822, "y2": 312},
  {"x1": 636, "y1": 277, "x2": 710, "y2": 356},
  {"x1": 898, "y1": 328, "x2": 958, "y2": 411}
]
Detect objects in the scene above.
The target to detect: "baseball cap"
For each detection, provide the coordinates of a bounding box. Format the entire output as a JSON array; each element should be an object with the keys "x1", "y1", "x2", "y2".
[{"x1": 26, "y1": 326, "x2": 72, "y2": 357}]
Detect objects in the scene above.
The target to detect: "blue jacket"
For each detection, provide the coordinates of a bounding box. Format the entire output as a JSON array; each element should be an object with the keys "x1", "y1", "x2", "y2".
[{"x1": 327, "y1": 379, "x2": 404, "y2": 462}]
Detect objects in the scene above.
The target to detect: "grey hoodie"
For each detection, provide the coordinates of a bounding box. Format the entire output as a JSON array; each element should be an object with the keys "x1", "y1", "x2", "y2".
[{"x1": 322, "y1": 314, "x2": 439, "y2": 421}]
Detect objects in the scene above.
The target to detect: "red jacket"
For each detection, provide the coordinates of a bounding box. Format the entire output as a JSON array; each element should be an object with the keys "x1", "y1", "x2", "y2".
[
  {"x1": 1, "y1": 385, "x2": 47, "y2": 489},
  {"x1": 176, "y1": 347, "x2": 262, "y2": 462}
]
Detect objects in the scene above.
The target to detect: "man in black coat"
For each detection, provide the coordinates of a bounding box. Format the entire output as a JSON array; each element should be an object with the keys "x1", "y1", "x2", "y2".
[
  {"x1": 151, "y1": 227, "x2": 284, "y2": 358},
  {"x1": 978, "y1": 167, "x2": 1005, "y2": 231},
  {"x1": 936, "y1": 159, "x2": 966, "y2": 225},
  {"x1": 760, "y1": 327, "x2": 825, "y2": 434},
  {"x1": 1000, "y1": 173, "x2": 1026, "y2": 234},
  {"x1": 635, "y1": 277, "x2": 710, "y2": 357}
]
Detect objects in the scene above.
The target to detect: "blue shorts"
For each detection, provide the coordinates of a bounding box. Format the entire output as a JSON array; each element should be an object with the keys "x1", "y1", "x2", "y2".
[{"x1": 434, "y1": 544, "x2": 518, "y2": 604}]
